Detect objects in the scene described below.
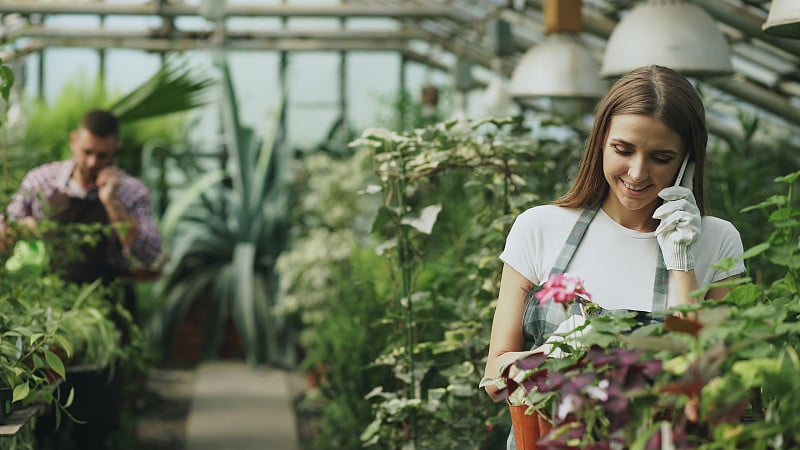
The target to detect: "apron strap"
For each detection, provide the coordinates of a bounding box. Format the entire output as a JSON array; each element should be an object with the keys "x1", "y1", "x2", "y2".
[
  {"x1": 651, "y1": 249, "x2": 668, "y2": 316},
  {"x1": 550, "y1": 207, "x2": 598, "y2": 276}
]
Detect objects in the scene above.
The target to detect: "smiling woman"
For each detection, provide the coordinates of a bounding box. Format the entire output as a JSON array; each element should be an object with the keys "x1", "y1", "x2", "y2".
[
  {"x1": 601, "y1": 114, "x2": 685, "y2": 232},
  {"x1": 482, "y1": 65, "x2": 746, "y2": 450}
]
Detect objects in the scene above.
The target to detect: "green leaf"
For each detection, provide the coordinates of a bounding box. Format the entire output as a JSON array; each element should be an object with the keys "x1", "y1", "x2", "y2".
[
  {"x1": 697, "y1": 306, "x2": 732, "y2": 328},
  {"x1": 12, "y1": 383, "x2": 29, "y2": 403},
  {"x1": 231, "y1": 243, "x2": 258, "y2": 364},
  {"x1": 248, "y1": 92, "x2": 284, "y2": 214},
  {"x1": 731, "y1": 358, "x2": 780, "y2": 388},
  {"x1": 159, "y1": 169, "x2": 226, "y2": 239},
  {"x1": 770, "y1": 245, "x2": 800, "y2": 268},
  {"x1": 110, "y1": 57, "x2": 215, "y2": 123},
  {"x1": 72, "y1": 279, "x2": 102, "y2": 311},
  {"x1": 64, "y1": 387, "x2": 75, "y2": 408},
  {"x1": 43, "y1": 348, "x2": 66, "y2": 380},
  {"x1": 740, "y1": 195, "x2": 786, "y2": 213},
  {"x1": 360, "y1": 417, "x2": 382, "y2": 444},
  {"x1": 775, "y1": 321, "x2": 800, "y2": 336},
  {"x1": 53, "y1": 334, "x2": 73, "y2": 359},
  {"x1": 371, "y1": 206, "x2": 399, "y2": 235},
  {"x1": 724, "y1": 284, "x2": 761, "y2": 305},
  {"x1": 741, "y1": 242, "x2": 770, "y2": 260},
  {"x1": 774, "y1": 171, "x2": 800, "y2": 184},
  {"x1": 401, "y1": 204, "x2": 442, "y2": 235},
  {"x1": 620, "y1": 335, "x2": 689, "y2": 353},
  {"x1": 0, "y1": 65, "x2": 15, "y2": 103},
  {"x1": 629, "y1": 421, "x2": 667, "y2": 450}
]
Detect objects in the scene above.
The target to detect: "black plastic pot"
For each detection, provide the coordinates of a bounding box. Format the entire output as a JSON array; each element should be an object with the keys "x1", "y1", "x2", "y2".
[{"x1": 0, "y1": 385, "x2": 13, "y2": 423}]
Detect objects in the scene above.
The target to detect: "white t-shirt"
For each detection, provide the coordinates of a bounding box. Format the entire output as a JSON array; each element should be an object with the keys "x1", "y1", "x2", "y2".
[{"x1": 500, "y1": 205, "x2": 746, "y2": 311}]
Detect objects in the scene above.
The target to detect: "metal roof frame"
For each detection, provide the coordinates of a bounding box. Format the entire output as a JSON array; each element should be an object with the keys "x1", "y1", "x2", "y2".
[{"x1": 0, "y1": 0, "x2": 798, "y2": 146}]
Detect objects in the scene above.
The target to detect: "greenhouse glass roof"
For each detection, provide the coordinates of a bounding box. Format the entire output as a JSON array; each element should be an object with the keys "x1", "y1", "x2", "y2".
[{"x1": 0, "y1": 0, "x2": 798, "y2": 146}]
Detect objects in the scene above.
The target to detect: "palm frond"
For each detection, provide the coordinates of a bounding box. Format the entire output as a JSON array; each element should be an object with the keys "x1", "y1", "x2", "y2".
[{"x1": 110, "y1": 57, "x2": 216, "y2": 124}]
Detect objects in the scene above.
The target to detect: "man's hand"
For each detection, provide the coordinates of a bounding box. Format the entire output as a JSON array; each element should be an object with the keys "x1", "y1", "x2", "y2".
[
  {"x1": 96, "y1": 166, "x2": 119, "y2": 206},
  {"x1": 96, "y1": 167, "x2": 140, "y2": 249}
]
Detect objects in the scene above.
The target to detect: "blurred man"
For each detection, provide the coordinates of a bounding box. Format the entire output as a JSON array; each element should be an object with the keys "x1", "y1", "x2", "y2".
[{"x1": 2, "y1": 108, "x2": 162, "y2": 450}]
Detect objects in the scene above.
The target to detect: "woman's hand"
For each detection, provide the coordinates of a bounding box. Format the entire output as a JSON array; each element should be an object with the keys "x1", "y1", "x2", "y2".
[
  {"x1": 653, "y1": 186, "x2": 701, "y2": 271},
  {"x1": 483, "y1": 350, "x2": 540, "y2": 402}
]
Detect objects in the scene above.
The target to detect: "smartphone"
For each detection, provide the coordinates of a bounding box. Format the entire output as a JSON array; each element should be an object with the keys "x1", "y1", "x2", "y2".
[{"x1": 674, "y1": 154, "x2": 694, "y2": 189}]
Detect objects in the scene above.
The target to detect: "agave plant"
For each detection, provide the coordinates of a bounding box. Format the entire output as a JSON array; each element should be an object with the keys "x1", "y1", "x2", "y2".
[{"x1": 150, "y1": 52, "x2": 292, "y2": 366}]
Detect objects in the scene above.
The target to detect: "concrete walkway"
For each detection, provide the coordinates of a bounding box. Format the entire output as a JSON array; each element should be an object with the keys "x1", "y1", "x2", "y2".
[{"x1": 185, "y1": 361, "x2": 307, "y2": 450}]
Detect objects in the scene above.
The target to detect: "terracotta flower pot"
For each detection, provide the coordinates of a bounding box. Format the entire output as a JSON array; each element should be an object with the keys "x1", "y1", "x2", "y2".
[{"x1": 509, "y1": 404, "x2": 552, "y2": 450}]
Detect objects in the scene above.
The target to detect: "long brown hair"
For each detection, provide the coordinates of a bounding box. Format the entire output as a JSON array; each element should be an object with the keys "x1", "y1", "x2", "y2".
[{"x1": 554, "y1": 65, "x2": 707, "y2": 215}]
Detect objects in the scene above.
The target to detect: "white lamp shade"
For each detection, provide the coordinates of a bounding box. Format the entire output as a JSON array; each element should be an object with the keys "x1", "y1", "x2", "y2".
[
  {"x1": 600, "y1": 0, "x2": 733, "y2": 78},
  {"x1": 510, "y1": 34, "x2": 607, "y2": 99},
  {"x1": 763, "y1": 0, "x2": 800, "y2": 38}
]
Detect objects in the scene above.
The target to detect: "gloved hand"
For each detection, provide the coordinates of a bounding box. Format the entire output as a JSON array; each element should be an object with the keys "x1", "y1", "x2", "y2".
[{"x1": 652, "y1": 186, "x2": 701, "y2": 271}]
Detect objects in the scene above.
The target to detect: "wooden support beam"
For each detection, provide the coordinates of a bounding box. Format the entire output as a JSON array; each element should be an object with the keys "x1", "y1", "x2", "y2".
[{"x1": 543, "y1": 0, "x2": 582, "y2": 34}]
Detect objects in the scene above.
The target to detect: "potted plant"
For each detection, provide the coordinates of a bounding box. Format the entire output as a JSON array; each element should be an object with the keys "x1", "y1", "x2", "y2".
[
  {"x1": 481, "y1": 274, "x2": 596, "y2": 449},
  {"x1": 149, "y1": 53, "x2": 292, "y2": 366}
]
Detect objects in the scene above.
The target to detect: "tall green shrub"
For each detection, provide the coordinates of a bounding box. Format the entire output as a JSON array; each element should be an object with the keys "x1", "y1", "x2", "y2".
[
  {"x1": 705, "y1": 117, "x2": 800, "y2": 286},
  {"x1": 354, "y1": 116, "x2": 583, "y2": 449},
  {"x1": 276, "y1": 147, "x2": 389, "y2": 448}
]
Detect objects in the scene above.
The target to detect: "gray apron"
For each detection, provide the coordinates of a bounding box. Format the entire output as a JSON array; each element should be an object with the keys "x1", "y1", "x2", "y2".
[{"x1": 508, "y1": 206, "x2": 668, "y2": 449}]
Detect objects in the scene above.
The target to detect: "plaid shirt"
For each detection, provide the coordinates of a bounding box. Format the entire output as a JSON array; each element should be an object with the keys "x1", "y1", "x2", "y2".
[{"x1": 3, "y1": 160, "x2": 162, "y2": 272}]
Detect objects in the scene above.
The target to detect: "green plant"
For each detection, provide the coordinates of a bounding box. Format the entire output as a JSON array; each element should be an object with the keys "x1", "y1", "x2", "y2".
[
  {"x1": 0, "y1": 268, "x2": 131, "y2": 429},
  {"x1": 0, "y1": 57, "x2": 16, "y2": 210},
  {"x1": 351, "y1": 115, "x2": 582, "y2": 449},
  {"x1": 376, "y1": 87, "x2": 450, "y2": 132},
  {"x1": 274, "y1": 144, "x2": 390, "y2": 448},
  {"x1": 0, "y1": 56, "x2": 146, "y2": 448},
  {"x1": 705, "y1": 111, "x2": 800, "y2": 286},
  {"x1": 149, "y1": 53, "x2": 292, "y2": 365}
]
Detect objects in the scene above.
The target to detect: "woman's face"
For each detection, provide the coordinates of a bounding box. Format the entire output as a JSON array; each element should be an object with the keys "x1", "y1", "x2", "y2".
[{"x1": 601, "y1": 114, "x2": 686, "y2": 221}]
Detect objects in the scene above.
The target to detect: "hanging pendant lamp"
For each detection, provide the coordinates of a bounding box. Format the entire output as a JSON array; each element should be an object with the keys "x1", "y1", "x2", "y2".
[
  {"x1": 600, "y1": 0, "x2": 733, "y2": 78},
  {"x1": 509, "y1": 0, "x2": 606, "y2": 100},
  {"x1": 763, "y1": 0, "x2": 800, "y2": 38},
  {"x1": 510, "y1": 34, "x2": 606, "y2": 99}
]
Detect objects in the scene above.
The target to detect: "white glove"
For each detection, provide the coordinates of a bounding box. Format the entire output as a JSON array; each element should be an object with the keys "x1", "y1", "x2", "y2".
[{"x1": 652, "y1": 186, "x2": 701, "y2": 271}]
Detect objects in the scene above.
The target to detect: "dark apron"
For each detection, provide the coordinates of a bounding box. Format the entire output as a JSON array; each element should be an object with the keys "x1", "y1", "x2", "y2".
[
  {"x1": 45, "y1": 191, "x2": 118, "y2": 284},
  {"x1": 39, "y1": 192, "x2": 125, "y2": 434}
]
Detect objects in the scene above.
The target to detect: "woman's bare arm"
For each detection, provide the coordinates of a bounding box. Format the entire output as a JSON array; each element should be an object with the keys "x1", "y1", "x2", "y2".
[{"x1": 483, "y1": 264, "x2": 534, "y2": 401}]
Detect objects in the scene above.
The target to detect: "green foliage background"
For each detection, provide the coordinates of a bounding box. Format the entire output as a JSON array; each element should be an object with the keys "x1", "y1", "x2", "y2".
[{"x1": 280, "y1": 89, "x2": 799, "y2": 448}]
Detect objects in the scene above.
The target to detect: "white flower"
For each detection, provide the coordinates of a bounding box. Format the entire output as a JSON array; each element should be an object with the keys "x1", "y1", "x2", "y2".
[
  {"x1": 557, "y1": 394, "x2": 581, "y2": 420},
  {"x1": 585, "y1": 379, "x2": 609, "y2": 402}
]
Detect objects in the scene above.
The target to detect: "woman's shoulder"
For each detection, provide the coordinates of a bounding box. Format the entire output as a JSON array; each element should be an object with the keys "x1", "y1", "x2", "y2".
[
  {"x1": 516, "y1": 204, "x2": 581, "y2": 224},
  {"x1": 701, "y1": 215, "x2": 741, "y2": 236}
]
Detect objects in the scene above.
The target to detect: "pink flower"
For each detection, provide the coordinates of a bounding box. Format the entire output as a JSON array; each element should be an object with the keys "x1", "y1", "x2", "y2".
[{"x1": 534, "y1": 273, "x2": 592, "y2": 307}]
